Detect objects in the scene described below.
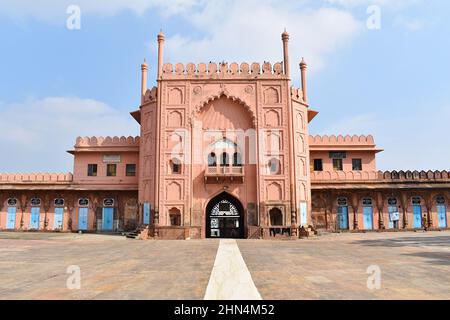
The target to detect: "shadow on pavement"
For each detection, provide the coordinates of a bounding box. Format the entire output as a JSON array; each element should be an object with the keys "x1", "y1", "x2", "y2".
[
  {"x1": 351, "y1": 235, "x2": 450, "y2": 248},
  {"x1": 351, "y1": 235, "x2": 450, "y2": 266}
]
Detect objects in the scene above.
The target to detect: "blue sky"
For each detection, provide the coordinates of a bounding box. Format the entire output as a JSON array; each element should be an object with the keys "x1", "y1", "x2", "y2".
[{"x1": 0, "y1": 0, "x2": 449, "y2": 172}]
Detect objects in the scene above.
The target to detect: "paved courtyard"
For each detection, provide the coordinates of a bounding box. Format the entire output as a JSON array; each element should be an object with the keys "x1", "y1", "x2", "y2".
[{"x1": 0, "y1": 231, "x2": 449, "y2": 299}]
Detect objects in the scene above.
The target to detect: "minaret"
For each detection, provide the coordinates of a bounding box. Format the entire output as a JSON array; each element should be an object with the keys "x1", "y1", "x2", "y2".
[
  {"x1": 154, "y1": 30, "x2": 165, "y2": 229},
  {"x1": 282, "y1": 29, "x2": 297, "y2": 234},
  {"x1": 157, "y1": 30, "x2": 165, "y2": 79},
  {"x1": 300, "y1": 58, "x2": 308, "y2": 103},
  {"x1": 282, "y1": 29, "x2": 290, "y2": 77},
  {"x1": 141, "y1": 59, "x2": 148, "y2": 105}
]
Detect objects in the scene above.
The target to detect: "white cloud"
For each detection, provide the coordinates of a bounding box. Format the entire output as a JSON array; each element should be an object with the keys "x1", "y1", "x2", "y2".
[
  {"x1": 0, "y1": 0, "x2": 202, "y2": 22},
  {"x1": 0, "y1": 97, "x2": 139, "y2": 172},
  {"x1": 160, "y1": 1, "x2": 362, "y2": 77},
  {"x1": 326, "y1": 0, "x2": 422, "y2": 10},
  {"x1": 1, "y1": 0, "x2": 362, "y2": 76}
]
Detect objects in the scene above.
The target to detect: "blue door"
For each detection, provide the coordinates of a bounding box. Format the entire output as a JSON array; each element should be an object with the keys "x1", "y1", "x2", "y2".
[
  {"x1": 54, "y1": 208, "x2": 64, "y2": 229},
  {"x1": 29, "y1": 207, "x2": 40, "y2": 229},
  {"x1": 363, "y1": 206, "x2": 373, "y2": 230},
  {"x1": 337, "y1": 206, "x2": 348, "y2": 229},
  {"x1": 437, "y1": 205, "x2": 447, "y2": 228},
  {"x1": 7, "y1": 207, "x2": 16, "y2": 229},
  {"x1": 78, "y1": 207, "x2": 88, "y2": 230},
  {"x1": 413, "y1": 205, "x2": 422, "y2": 228},
  {"x1": 143, "y1": 202, "x2": 150, "y2": 225},
  {"x1": 102, "y1": 207, "x2": 114, "y2": 231},
  {"x1": 388, "y1": 206, "x2": 394, "y2": 229}
]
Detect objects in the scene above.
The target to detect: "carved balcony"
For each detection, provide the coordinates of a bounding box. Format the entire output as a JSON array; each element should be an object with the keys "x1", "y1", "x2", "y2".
[{"x1": 204, "y1": 166, "x2": 244, "y2": 184}]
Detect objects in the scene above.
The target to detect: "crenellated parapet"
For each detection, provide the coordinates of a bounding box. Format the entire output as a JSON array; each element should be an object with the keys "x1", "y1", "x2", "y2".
[
  {"x1": 311, "y1": 171, "x2": 379, "y2": 181},
  {"x1": 311, "y1": 170, "x2": 450, "y2": 182},
  {"x1": 309, "y1": 134, "x2": 375, "y2": 146},
  {"x1": 290, "y1": 87, "x2": 304, "y2": 103},
  {"x1": 0, "y1": 173, "x2": 73, "y2": 184},
  {"x1": 143, "y1": 86, "x2": 157, "y2": 104},
  {"x1": 161, "y1": 61, "x2": 285, "y2": 80},
  {"x1": 379, "y1": 170, "x2": 450, "y2": 181},
  {"x1": 74, "y1": 136, "x2": 140, "y2": 148}
]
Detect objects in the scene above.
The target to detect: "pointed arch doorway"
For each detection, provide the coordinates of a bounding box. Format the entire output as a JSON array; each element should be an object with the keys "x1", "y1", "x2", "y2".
[{"x1": 206, "y1": 192, "x2": 244, "y2": 239}]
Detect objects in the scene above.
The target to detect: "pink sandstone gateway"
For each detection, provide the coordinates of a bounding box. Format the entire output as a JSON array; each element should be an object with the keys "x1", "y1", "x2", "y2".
[{"x1": 0, "y1": 31, "x2": 449, "y2": 239}]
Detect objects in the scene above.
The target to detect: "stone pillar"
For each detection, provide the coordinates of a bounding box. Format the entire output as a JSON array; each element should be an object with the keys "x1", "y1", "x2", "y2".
[
  {"x1": 400, "y1": 193, "x2": 409, "y2": 229},
  {"x1": 351, "y1": 194, "x2": 359, "y2": 230},
  {"x1": 352, "y1": 207, "x2": 358, "y2": 230},
  {"x1": 376, "y1": 192, "x2": 384, "y2": 230},
  {"x1": 19, "y1": 194, "x2": 27, "y2": 230},
  {"x1": 424, "y1": 194, "x2": 433, "y2": 228},
  {"x1": 43, "y1": 194, "x2": 51, "y2": 230},
  {"x1": 154, "y1": 207, "x2": 159, "y2": 237}
]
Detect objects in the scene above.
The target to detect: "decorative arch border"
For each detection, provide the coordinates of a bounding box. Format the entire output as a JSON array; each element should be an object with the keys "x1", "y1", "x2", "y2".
[
  {"x1": 191, "y1": 91, "x2": 256, "y2": 127},
  {"x1": 204, "y1": 191, "x2": 245, "y2": 239}
]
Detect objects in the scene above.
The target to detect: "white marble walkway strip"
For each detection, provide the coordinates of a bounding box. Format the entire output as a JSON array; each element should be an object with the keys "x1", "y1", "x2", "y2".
[{"x1": 204, "y1": 239, "x2": 262, "y2": 300}]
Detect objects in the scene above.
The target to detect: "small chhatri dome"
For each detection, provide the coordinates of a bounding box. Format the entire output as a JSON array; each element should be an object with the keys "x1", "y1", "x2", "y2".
[
  {"x1": 282, "y1": 28, "x2": 289, "y2": 40},
  {"x1": 157, "y1": 29, "x2": 165, "y2": 41},
  {"x1": 141, "y1": 59, "x2": 148, "y2": 69},
  {"x1": 300, "y1": 57, "x2": 307, "y2": 68}
]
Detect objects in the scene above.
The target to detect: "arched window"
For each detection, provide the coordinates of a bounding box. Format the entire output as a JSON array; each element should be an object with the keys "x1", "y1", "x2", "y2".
[
  {"x1": 362, "y1": 198, "x2": 373, "y2": 206},
  {"x1": 233, "y1": 152, "x2": 242, "y2": 166},
  {"x1": 268, "y1": 158, "x2": 281, "y2": 175},
  {"x1": 78, "y1": 198, "x2": 89, "y2": 207},
  {"x1": 7, "y1": 198, "x2": 17, "y2": 207},
  {"x1": 54, "y1": 198, "x2": 65, "y2": 207},
  {"x1": 208, "y1": 152, "x2": 217, "y2": 167},
  {"x1": 221, "y1": 152, "x2": 229, "y2": 167},
  {"x1": 30, "y1": 198, "x2": 41, "y2": 207},
  {"x1": 103, "y1": 198, "x2": 114, "y2": 207},
  {"x1": 412, "y1": 196, "x2": 421, "y2": 205},
  {"x1": 170, "y1": 158, "x2": 181, "y2": 174},
  {"x1": 169, "y1": 208, "x2": 181, "y2": 226},
  {"x1": 337, "y1": 197, "x2": 348, "y2": 206},
  {"x1": 436, "y1": 196, "x2": 445, "y2": 205},
  {"x1": 388, "y1": 197, "x2": 398, "y2": 206},
  {"x1": 269, "y1": 208, "x2": 283, "y2": 226}
]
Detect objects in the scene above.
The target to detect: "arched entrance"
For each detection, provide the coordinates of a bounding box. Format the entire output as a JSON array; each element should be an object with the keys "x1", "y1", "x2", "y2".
[{"x1": 206, "y1": 192, "x2": 244, "y2": 238}]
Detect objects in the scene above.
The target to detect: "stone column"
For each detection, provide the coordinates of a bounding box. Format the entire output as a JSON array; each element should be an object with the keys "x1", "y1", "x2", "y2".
[
  {"x1": 351, "y1": 194, "x2": 359, "y2": 230},
  {"x1": 400, "y1": 193, "x2": 409, "y2": 229},
  {"x1": 424, "y1": 194, "x2": 433, "y2": 228},
  {"x1": 376, "y1": 192, "x2": 384, "y2": 230},
  {"x1": 43, "y1": 194, "x2": 51, "y2": 230},
  {"x1": 154, "y1": 207, "x2": 159, "y2": 238},
  {"x1": 19, "y1": 193, "x2": 27, "y2": 230}
]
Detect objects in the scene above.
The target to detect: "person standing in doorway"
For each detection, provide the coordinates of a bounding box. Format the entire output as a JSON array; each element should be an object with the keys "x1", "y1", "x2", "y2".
[{"x1": 422, "y1": 214, "x2": 428, "y2": 232}]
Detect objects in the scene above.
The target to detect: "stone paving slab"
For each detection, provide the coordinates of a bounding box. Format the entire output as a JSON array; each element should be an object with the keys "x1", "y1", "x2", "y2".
[
  {"x1": 1, "y1": 231, "x2": 449, "y2": 300},
  {"x1": 237, "y1": 231, "x2": 450, "y2": 300},
  {"x1": 0, "y1": 233, "x2": 219, "y2": 300}
]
